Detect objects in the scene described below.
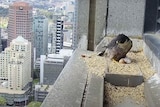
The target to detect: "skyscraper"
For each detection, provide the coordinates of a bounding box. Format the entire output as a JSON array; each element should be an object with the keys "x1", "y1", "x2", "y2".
[
  {"x1": 49, "y1": 15, "x2": 64, "y2": 54},
  {"x1": 0, "y1": 36, "x2": 31, "y2": 106},
  {"x1": 0, "y1": 28, "x2": 2, "y2": 52},
  {"x1": 8, "y1": 1, "x2": 33, "y2": 46},
  {"x1": 0, "y1": 36, "x2": 32, "y2": 90},
  {"x1": 9, "y1": 36, "x2": 32, "y2": 90},
  {"x1": 33, "y1": 15, "x2": 48, "y2": 59}
]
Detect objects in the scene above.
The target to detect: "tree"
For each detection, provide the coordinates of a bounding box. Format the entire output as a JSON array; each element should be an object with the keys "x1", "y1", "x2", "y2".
[
  {"x1": 0, "y1": 96, "x2": 6, "y2": 106},
  {"x1": 28, "y1": 101, "x2": 42, "y2": 107}
]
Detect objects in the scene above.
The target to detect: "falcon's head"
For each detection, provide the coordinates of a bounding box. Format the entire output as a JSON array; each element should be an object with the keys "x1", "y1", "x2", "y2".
[{"x1": 115, "y1": 34, "x2": 130, "y2": 44}]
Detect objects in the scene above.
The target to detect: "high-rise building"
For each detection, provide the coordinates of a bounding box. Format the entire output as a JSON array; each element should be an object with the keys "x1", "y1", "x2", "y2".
[
  {"x1": 0, "y1": 36, "x2": 31, "y2": 106},
  {"x1": 49, "y1": 15, "x2": 64, "y2": 54},
  {"x1": 39, "y1": 54, "x2": 64, "y2": 85},
  {"x1": 33, "y1": 15, "x2": 48, "y2": 59},
  {"x1": 0, "y1": 36, "x2": 32, "y2": 90},
  {"x1": 8, "y1": 1, "x2": 33, "y2": 46},
  {"x1": 8, "y1": 36, "x2": 32, "y2": 90},
  {"x1": 0, "y1": 28, "x2": 2, "y2": 52}
]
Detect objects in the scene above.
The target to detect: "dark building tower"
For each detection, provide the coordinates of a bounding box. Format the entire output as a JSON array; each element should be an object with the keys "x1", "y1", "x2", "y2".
[
  {"x1": 49, "y1": 16, "x2": 64, "y2": 54},
  {"x1": 33, "y1": 15, "x2": 48, "y2": 59},
  {"x1": 0, "y1": 28, "x2": 2, "y2": 52}
]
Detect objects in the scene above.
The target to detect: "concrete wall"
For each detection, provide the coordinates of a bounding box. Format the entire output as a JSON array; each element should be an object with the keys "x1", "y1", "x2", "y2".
[
  {"x1": 94, "y1": 0, "x2": 107, "y2": 47},
  {"x1": 144, "y1": 35, "x2": 160, "y2": 75},
  {"x1": 77, "y1": 0, "x2": 90, "y2": 40},
  {"x1": 107, "y1": 0, "x2": 146, "y2": 37},
  {"x1": 77, "y1": 0, "x2": 107, "y2": 50}
]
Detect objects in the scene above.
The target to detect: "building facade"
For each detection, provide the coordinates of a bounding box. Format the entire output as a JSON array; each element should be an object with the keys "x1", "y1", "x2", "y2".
[
  {"x1": 33, "y1": 15, "x2": 48, "y2": 59},
  {"x1": 8, "y1": 36, "x2": 32, "y2": 90},
  {"x1": 49, "y1": 15, "x2": 64, "y2": 54},
  {"x1": 0, "y1": 36, "x2": 32, "y2": 90},
  {"x1": 0, "y1": 28, "x2": 2, "y2": 52},
  {"x1": 0, "y1": 36, "x2": 32, "y2": 105},
  {"x1": 40, "y1": 54, "x2": 64, "y2": 85},
  {"x1": 8, "y1": 1, "x2": 33, "y2": 46}
]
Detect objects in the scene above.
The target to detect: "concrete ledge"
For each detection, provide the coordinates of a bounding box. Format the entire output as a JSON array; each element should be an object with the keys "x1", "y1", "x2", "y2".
[
  {"x1": 143, "y1": 34, "x2": 160, "y2": 107},
  {"x1": 41, "y1": 49, "x2": 88, "y2": 107},
  {"x1": 105, "y1": 74, "x2": 144, "y2": 87},
  {"x1": 144, "y1": 34, "x2": 160, "y2": 61},
  {"x1": 144, "y1": 74, "x2": 160, "y2": 107},
  {"x1": 41, "y1": 49, "x2": 104, "y2": 107},
  {"x1": 144, "y1": 34, "x2": 160, "y2": 75},
  {"x1": 84, "y1": 73, "x2": 104, "y2": 107}
]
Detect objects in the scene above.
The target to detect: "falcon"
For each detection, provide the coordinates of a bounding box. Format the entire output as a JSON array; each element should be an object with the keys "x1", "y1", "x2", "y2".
[{"x1": 98, "y1": 34, "x2": 132, "y2": 62}]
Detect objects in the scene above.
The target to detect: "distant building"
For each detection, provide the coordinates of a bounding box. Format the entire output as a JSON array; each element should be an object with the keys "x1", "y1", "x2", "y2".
[
  {"x1": 0, "y1": 28, "x2": 2, "y2": 52},
  {"x1": 40, "y1": 54, "x2": 64, "y2": 85},
  {"x1": 33, "y1": 15, "x2": 48, "y2": 59},
  {"x1": 49, "y1": 15, "x2": 64, "y2": 54},
  {"x1": 8, "y1": 1, "x2": 33, "y2": 46},
  {"x1": 0, "y1": 36, "x2": 32, "y2": 106},
  {"x1": 59, "y1": 49, "x2": 73, "y2": 65},
  {"x1": 1, "y1": 28, "x2": 8, "y2": 51},
  {"x1": 34, "y1": 85, "x2": 52, "y2": 102},
  {"x1": 1, "y1": 38, "x2": 7, "y2": 51},
  {"x1": 7, "y1": 36, "x2": 32, "y2": 90},
  {"x1": 38, "y1": 49, "x2": 73, "y2": 85}
]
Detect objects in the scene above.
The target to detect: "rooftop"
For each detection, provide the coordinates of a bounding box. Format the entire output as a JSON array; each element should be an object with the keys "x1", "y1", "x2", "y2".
[
  {"x1": 0, "y1": 88, "x2": 26, "y2": 94},
  {"x1": 12, "y1": 1, "x2": 30, "y2": 7},
  {"x1": 12, "y1": 36, "x2": 28, "y2": 44}
]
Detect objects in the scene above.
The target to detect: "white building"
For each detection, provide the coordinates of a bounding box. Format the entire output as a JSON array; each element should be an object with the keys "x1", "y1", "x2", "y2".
[{"x1": 0, "y1": 36, "x2": 32, "y2": 90}]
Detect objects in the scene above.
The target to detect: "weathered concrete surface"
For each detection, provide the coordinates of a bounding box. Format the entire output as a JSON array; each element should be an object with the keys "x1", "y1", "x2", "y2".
[
  {"x1": 144, "y1": 34, "x2": 160, "y2": 75},
  {"x1": 84, "y1": 73, "x2": 104, "y2": 107},
  {"x1": 41, "y1": 49, "x2": 88, "y2": 107},
  {"x1": 94, "y1": 0, "x2": 107, "y2": 47},
  {"x1": 77, "y1": 0, "x2": 90, "y2": 43},
  {"x1": 105, "y1": 74, "x2": 144, "y2": 87},
  {"x1": 77, "y1": 0, "x2": 107, "y2": 50},
  {"x1": 41, "y1": 49, "x2": 104, "y2": 107},
  {"x1": 77, "y1": 35, "x2": 88, "y2": 50},
  {"x1": 143, "y1": 34, "x2": 160, "y2": 107},
  {"x1": 111, "y1": 98, "x2": 146, "y2": 107},
  {"x1": 107, "y1": 0, "x2": 146, "y2": 37},
  {"x1": 144, "y1": 74, "x2": 160, "y2": 107}
]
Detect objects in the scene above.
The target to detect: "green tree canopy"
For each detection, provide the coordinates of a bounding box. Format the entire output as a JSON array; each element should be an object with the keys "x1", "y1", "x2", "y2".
[
  {"x1": 0, "y1": 96, "x2": 6, "y2": 106},
  {"x1": 28, "y1": 101, "x2": 42, "y2": 107}
]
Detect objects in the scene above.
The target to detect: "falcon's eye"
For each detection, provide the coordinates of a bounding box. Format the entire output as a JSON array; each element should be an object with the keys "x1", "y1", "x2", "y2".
[
  {"x1": 116, "y1": 40, "x2": 123, "y2": 43},
  {"x1": 119, "y1": 40, "x2": 124, "y2": 43}
]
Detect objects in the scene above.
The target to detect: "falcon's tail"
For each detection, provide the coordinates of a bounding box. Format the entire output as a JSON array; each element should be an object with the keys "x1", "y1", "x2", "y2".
[
  {"x1": 97, "y1": 46, "x2": 108, "y2": 56},
  {"x1": 97, "y1": 50, "x2": 105, "y2": 56}
]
